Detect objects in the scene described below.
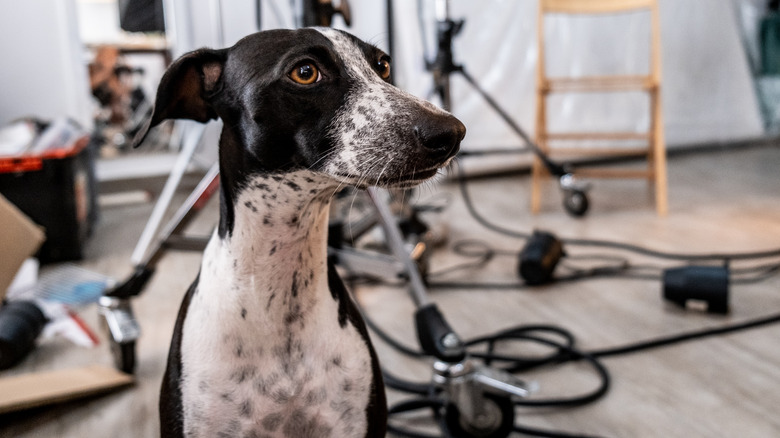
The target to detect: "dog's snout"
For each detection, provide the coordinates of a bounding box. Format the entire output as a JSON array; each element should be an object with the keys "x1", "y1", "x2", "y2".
[{"x1": 414, "y1": 114, "x2": 466, "y2": 159}]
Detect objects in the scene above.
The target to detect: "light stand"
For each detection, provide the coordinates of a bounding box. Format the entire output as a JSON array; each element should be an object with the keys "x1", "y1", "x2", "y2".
[{"x1": 426, "y1": 0, "x2": 591, "y2": 217}]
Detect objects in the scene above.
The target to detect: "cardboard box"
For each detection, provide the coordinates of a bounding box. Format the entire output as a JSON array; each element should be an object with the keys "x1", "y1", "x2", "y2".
[{"x1": 0, "y1": 194, "x2": 44, "y2": 300}]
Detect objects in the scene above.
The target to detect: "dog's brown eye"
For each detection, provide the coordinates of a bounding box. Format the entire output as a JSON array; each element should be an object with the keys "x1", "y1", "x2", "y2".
[
  {"x1": 376, "y1": 59, "x2": 391, "y2": 80},
  {"x1": 290, "y1": 63, "x2": 320, "y2": 85}
]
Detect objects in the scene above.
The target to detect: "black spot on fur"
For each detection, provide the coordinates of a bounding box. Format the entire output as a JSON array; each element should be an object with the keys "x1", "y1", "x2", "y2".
[
  {"x1": 235, "y1": 343, "x2": 244, "y2": 358},
  {"x1": 271, "y1": 386, "x2": 293, "y2": 404},
  {"x1": 304, "y1": 386, "x2": 328, "y2": 405},
  {"x1": 231, "y1": 366, "x2": 255, "y2": 383},
  {"x1": 285, "y1": 180, "x2": 302, "y2": 191},
  {"x1": 266, "y1": 292, "x2": 276, "y2": 310},
  {"x1": 239, "y1": 399, "x2": 253, "y2": 417},
  {"x1": 269, "y1": 244, "x2": 277, "y2": 255},
  {"x1": 262, "y1": 413, "x2": 283, "y2": 431},
  {"x1": 263, "y1": 215, "x2": 272, "y2": 226},
  {"x1": 291, "y1": 271, "x2": 299, "y2": 297},
  {"x1": 217, "y1": 420, "x2": 241, "y2": 438},
  {"x1": 255, "y1": 182, "x2": 270, "y2": 191},
  {"x1": 271, "y1": 175, "x2": 283, "y2": 181},
  {"x1": 254, "y1": 375, "x2": 271, "y2": 395},
  {"x1": 244, "y1": 201, "x2": 258, "y2": 212},
  {"x1": 241, "y1": 308, "x2": 247, "y2": 319},
  {"x1": 283, "y1": 410, "x2": 333, "y2": 437},
  {"x1": 284, "y1": 303, "x2": 303, "y2": 326}
]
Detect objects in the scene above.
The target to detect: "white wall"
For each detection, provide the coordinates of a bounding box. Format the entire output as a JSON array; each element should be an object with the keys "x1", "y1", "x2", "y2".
[{"x1": 0, "y1": 0, "x2": 93, "y2": 128}]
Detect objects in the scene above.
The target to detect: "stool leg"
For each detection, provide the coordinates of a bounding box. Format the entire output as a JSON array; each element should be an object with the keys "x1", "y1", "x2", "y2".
[{"x1": 651, "y1": 87, "x2": 668, "y2": 216}]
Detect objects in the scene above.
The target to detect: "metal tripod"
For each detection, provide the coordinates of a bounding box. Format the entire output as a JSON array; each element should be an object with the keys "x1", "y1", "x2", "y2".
[{"x1": 426, "y1": 0, "x2": 591, "y2": 217}]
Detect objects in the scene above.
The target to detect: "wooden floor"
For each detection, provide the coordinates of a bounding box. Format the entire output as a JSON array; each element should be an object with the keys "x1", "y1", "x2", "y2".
[{"x1": 1, "y1": 142, "x2": 779, "y2": 438}]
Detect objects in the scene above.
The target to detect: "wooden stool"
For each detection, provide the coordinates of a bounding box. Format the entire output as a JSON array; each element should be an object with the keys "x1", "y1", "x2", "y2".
[{"x1": 531, "y1": 0, "x2": 668, "y2": 215}]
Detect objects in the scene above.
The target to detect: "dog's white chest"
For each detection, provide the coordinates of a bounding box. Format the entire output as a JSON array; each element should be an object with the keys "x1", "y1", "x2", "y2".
[
  {"x1": 177, "y1": 181, "x2": 374, "y2": 438},
  {"x1": 179, "y1": 259, "x2": 373, "y2": 437}
]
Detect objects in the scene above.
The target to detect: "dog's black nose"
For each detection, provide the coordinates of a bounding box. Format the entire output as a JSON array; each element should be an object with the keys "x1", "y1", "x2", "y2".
[{"x1": 414, "y1": 114, "x2": 466, "y2": 159}]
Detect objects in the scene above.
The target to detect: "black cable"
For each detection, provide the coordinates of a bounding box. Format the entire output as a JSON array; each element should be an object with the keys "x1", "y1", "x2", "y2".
[
  {"x1": 514, "y1": 423, "x2": 607, "y2": 438},
  {"x1": 455, "y1": 160, "x2": 532, "y2": 240},
  {"x1": 426, "y1": 239, "x2": 497, "y2": 278},
  {"x1": 565, "y1": 236, "x2": 780, "y2": 262},
  {"x1": 362, "y1": 287, "x2": 780, "y2": 437},
  {"x1": 363, "y1": 305, "x2": 611, "y2": 408},
  {"x1": 387, "y1": 398, "x2": 445, "y2": 438},
  {"x1": 588, "y1": 311, "x2": 780, "y2": 358},
  {"x1": 362, "y1": 308, "x2": 426, "y2": 359},
  {"x1": 453, "y1": 160, "x2": 780, "y2": 262},
  {"x1": 384, "y1": 370, "x2": 430, "y2": 395}
]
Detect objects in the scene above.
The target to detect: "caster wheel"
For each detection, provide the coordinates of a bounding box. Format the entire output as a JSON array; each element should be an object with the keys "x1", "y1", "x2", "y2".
[
  {"x1": 444, "y1": 395, "x2": 515, "y2": 438},
  {"x1": 111, "y1": 340, "x2": 136, "y2": 374},
  {"x1": 563, "y1": 189, "x2": 589, "y2": 217}
]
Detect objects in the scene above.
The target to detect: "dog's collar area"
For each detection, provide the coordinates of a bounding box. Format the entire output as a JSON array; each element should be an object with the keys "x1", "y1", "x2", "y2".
[{"x1": 224, "y1": 170, "x2": 336, "y2": 242}]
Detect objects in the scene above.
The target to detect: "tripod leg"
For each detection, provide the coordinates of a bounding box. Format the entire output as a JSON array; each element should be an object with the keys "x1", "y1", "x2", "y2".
[
  {"x1": 366, "y1": 187, "x2": 431, "y2": 308},
  {"x1": 130, "y1": 122, "x2": 206, "y2": 265},
  {"x1": 142, "y1": 163, "x2": 220, "y2": 267},
  {"x1": 457, "y1": 68, "x2": 565, "y2": 177}
]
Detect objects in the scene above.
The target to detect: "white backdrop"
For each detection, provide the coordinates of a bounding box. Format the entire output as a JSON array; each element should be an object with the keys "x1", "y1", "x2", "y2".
[
  {"x1": 391, "y1": 0, "x2": 764, "y2": 150},
  {"x1": 161, "y1": 0, "x2": 764, "y2": 159},
  {"x1": 0, "y1": 0, "x2": 763, "y2": 152}
]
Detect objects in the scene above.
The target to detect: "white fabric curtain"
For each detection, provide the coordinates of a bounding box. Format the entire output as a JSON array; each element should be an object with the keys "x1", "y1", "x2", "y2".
[{"x1": 162, "y1": 0, "x2": 764, "y2": 157}]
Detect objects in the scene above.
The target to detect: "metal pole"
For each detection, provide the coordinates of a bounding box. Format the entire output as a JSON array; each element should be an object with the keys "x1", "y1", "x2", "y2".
[
  {"x1": 366, "y1": 187, "x2": 431, "y2": 308},
  {"x1": 130, "y1": 122, "x2": 205, "y2": 265}
]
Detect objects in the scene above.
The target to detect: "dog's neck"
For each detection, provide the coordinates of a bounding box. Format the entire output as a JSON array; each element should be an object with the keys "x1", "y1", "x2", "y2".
[{"x1": 203, "y1": 169, "x2": 338, "y2": 329}]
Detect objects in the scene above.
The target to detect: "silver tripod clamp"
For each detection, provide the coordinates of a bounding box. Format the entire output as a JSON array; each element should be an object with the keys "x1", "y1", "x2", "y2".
[
  {"x1": 559, "y1": 172, "x2": 591, "y2": 192},
  {"x1": 98, "y1": 296, "x2": 141, "y2": 373},
  {"x1": 432, "y1": 359, "x2": 537, "y2": 436}
]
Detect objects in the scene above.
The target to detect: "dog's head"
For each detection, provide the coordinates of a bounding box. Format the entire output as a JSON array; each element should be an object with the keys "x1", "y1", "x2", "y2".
[{"x1": 134, "y1": 28, "x2": 465, "y2": 188}]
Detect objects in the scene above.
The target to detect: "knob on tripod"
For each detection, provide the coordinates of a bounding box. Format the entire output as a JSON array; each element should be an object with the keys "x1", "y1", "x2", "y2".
[{"x1": 302, "y1": 0, "x2": 352, "y2": 27}]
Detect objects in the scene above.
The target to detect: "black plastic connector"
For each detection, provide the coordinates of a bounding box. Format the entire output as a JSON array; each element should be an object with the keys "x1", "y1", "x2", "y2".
[
  {"x1": 415, "y1": 303, "x2": 466, "y2": 363},
  {"x1": 104, "y1": 266, "x2": 155, "y2": 299},
  {"x1": 518, "y1": 230, "x2": 564, "y2": 285},
  {"x1": 663, "y1": 266, "x2": 729, "y2": 314}
]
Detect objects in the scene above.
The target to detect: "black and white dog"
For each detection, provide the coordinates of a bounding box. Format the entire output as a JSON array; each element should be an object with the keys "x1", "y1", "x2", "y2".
[{"x1": 134, "y1": 28, "x2": 465, "y2": 437}]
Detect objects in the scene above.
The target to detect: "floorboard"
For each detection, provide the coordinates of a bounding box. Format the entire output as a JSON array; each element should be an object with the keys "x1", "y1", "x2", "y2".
[{"x1": 1, "y1": 142, "x2": 778, "y2": 438}]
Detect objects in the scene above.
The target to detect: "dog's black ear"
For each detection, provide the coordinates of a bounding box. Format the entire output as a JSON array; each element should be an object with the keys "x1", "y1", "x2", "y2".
[{"x1": 132, "y1": 48, "x2": 227, "y2": 147}]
